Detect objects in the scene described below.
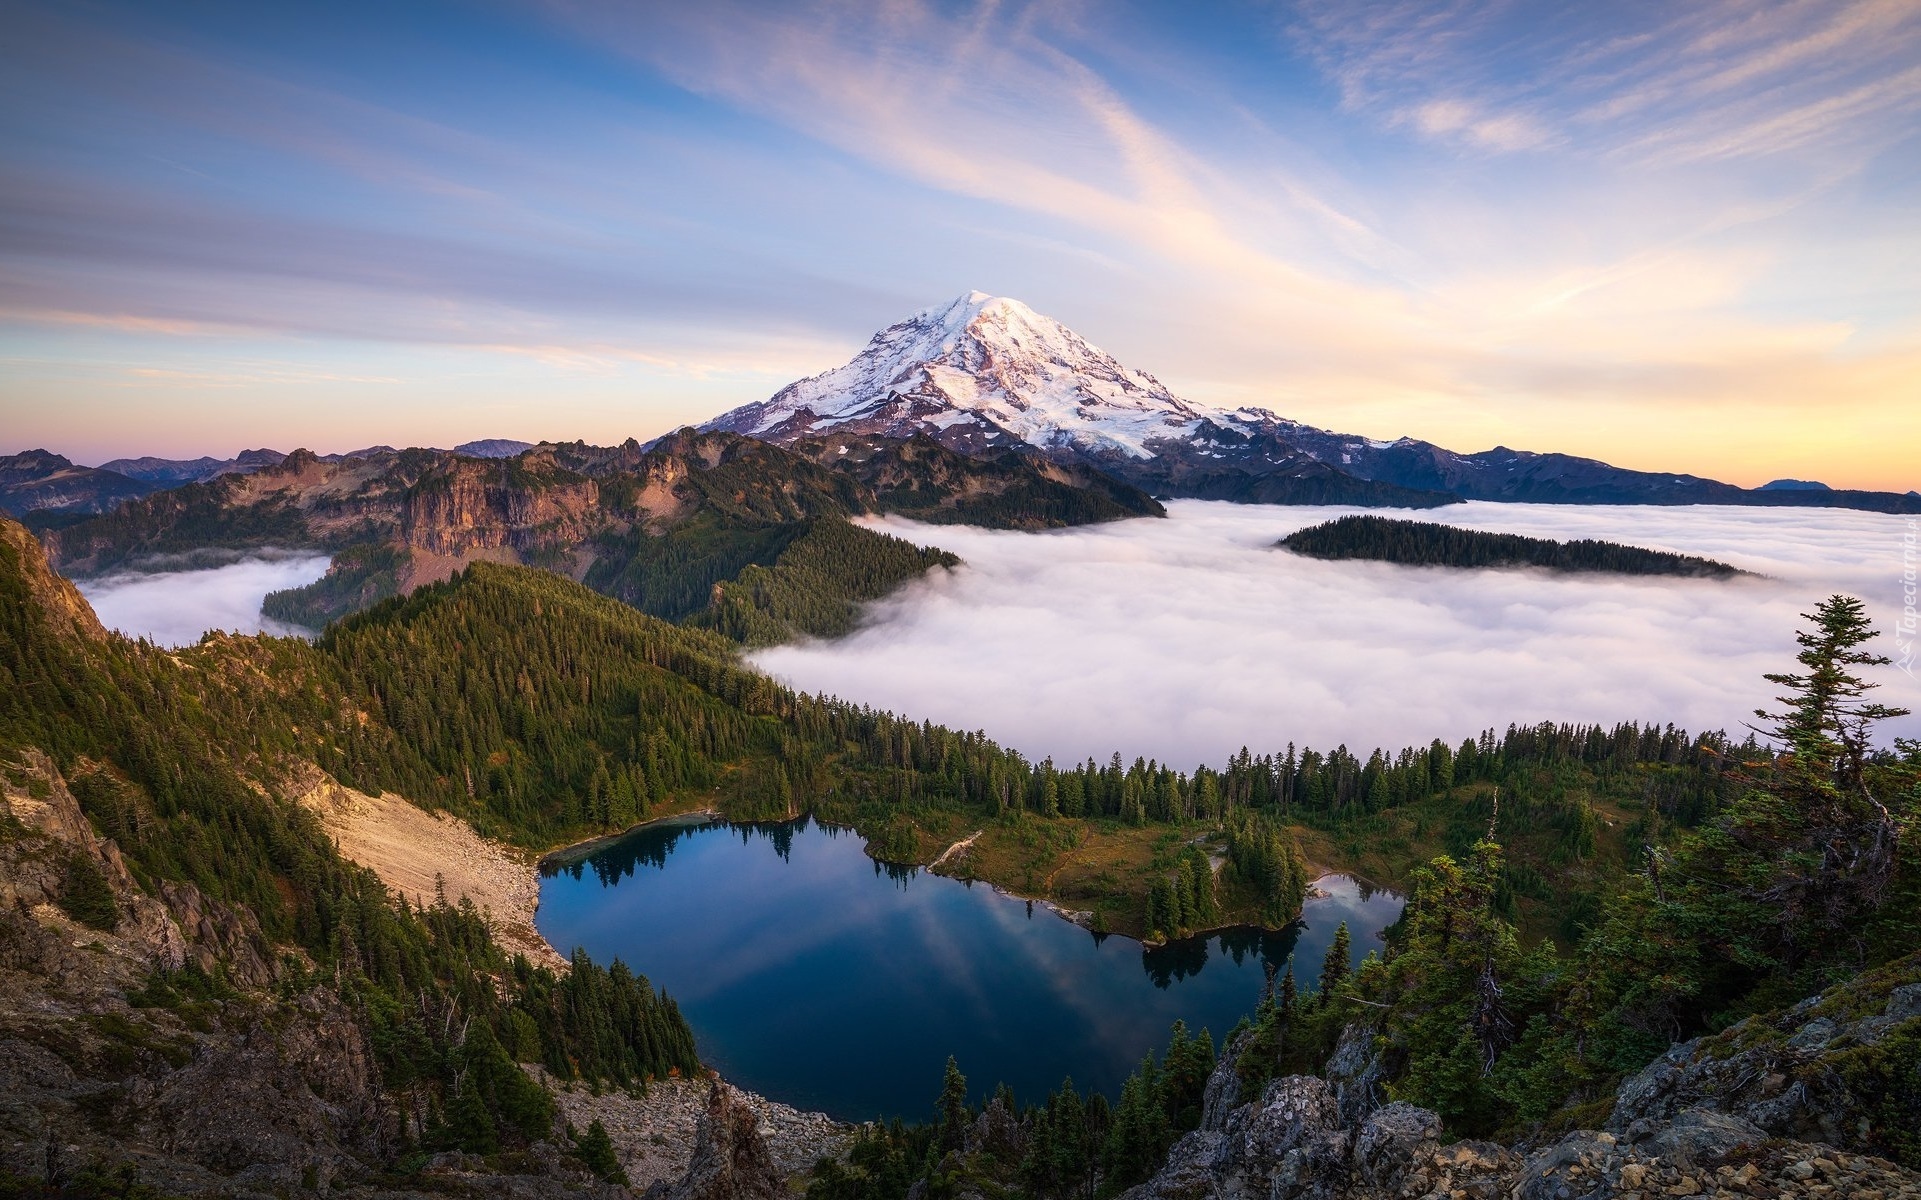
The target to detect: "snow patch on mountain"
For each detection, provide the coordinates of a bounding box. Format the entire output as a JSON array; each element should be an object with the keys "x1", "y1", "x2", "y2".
[{"x1": 706, "y1": 291, "x2": 1290, "y2": 460}]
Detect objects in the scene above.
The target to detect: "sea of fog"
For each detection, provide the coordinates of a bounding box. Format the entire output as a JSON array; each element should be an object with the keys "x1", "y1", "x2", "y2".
[
  {"x1": 66, "y1": 504, "x2": 1919, "y2": 763},
  {"x1": 752, "y1": 501, "x2": 1921, "y2": 768},
  {"x1": 77, "y1": 554, "x2": 331, "y2": 647}
]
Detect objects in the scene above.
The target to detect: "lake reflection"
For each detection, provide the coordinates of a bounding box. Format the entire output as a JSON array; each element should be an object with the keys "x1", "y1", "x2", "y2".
[{"x1": 537, "y1": 816, "x2": 1402, "y2": 1122}]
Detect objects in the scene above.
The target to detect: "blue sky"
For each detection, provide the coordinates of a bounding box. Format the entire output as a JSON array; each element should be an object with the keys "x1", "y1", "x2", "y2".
[{"x1": 2, "y1": 0, "x2": 1917, "y2": 488}]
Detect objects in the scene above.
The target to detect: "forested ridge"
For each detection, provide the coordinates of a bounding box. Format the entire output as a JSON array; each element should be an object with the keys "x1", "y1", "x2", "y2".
[
  {"x1": 46, "y1": 430, "x2": 1162, "y2": 647},
  {"x1": 0, "y1": 523, "x2": 698, "y2": 1167},
  {"x1": 283, "y1": 552, "x2": 1761, "y2": 950},
  {"x1": 6, "y1": 507, "x2": 1916, "y2": 1195},
  {"x1": 261, "y1": 542, "x2": 409, "y2": 628},
  {"x1": 1281, "y1": 514, "x2": 1747, "y2": 577}
]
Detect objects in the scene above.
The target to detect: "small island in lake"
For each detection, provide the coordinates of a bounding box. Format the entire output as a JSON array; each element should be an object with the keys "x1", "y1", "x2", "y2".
[{"x1": 1279, "y1": 514, "x2": 1750, "y2": 577}]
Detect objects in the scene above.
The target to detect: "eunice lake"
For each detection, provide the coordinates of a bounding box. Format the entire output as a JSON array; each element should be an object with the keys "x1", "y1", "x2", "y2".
[{"x1": 536, "y1": 816, "x2": 1403, "y2": 1122}]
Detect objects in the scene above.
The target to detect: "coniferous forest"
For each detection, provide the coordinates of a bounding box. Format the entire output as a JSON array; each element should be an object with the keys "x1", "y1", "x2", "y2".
[
  {"x1": 1281, "y1": 514, "x2": 1747, "y2": 577},
  {"x1": 3, "y1": 506, "x2": 1917, "y2": 1193},
  {"x1": 809, "y1": 595, "x2": 1921, "y2": 1200},
  {"x1": 0, "y1": 524, "x2": 699, "y2": 1165}
]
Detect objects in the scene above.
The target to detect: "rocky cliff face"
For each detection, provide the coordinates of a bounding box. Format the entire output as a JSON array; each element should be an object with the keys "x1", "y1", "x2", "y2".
[
  {"x1": 40, "y1": 445, "x2": 608, "y2": 578},
  {"x1": 399, "y1": 459, "x2": 600, "y2": 557},
  {"x1": 1119, "y1": 973, "x2": 1921, "y2": 1200},
  {"x1": 0, "y1": 520, "x2": 106, "y2": 642},
  {"x1": 0, "y1": 752, "x2": 378, "y2": 1193},
  {"x1": 0, "y1": 749, "x2": 271, "y2": 986},
  {"x1": 0, "y1": 750, "x2": 630, "y2": 1198}
]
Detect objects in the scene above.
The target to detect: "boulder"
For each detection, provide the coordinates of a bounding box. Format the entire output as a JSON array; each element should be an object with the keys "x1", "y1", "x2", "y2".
[
  {"x1": 1323, "y1": 1023, "x2": 1388, "y2": 1128},
  {"x1": 1350, "y1": 1102, "x2": 1439, "y2": 1195}
]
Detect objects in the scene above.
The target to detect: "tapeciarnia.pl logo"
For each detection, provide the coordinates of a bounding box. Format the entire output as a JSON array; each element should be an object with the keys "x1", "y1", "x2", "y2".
[{"x1": 1899, "y1": 518, "x2": 1917, "y2": 678}]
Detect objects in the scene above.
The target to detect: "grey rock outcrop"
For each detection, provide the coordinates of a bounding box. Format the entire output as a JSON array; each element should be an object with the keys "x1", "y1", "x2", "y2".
[
  {"x1": 541, "y1": 1069, "x2": 849, "y2": 1188},
  {"x1": 1323, "y1": 1022, "x2": 1390, "y2": 1128},
  {"x1": 1125, "y1": 1066, "x2": 1511, "y2": 1200},
  {"x1": 1198, "y1": 1036, "x2": 1244, "y2": 1132},
  {"x1": 1122, "y1": 988, "x2": 1921, "y2": 1200},
  {"x1": 647, "y1": 1079, "x2": 785, "y2": 1200},
  {"x1": 1348, "y1": 1102, "x2": 1439, "y2": 1195},
  {"x1": 965, "y1": 1096, "x2": 1026, "y2": 1162},
  {"x1": 1124, "y1": 1055, "x2": 1439, "y2": 1200},
  {"x1": 1607, "y1": 966, "x2": 1921, "y2": 1150},
  {"x1": 1235, "y1": 1076, "x2": 1350, "y2": 1199}
]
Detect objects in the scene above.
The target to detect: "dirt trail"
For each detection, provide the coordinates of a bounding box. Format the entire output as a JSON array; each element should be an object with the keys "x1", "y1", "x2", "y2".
[
  {"x1": 293, "y1": 770, "x2": 566, "y2": 970},
  {"x1": 930, "y1": 828, "x2": 984, "y2": 870}
]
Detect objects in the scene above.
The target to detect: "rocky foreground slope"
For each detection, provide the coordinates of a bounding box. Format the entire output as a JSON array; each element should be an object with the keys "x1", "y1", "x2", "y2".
[
  {"x1": 0, "y1": 746, "x2": 844, "y2": 1198},
  {"x1": 1095, "y1": 965, "x2": 1921, "y2": 1200}
]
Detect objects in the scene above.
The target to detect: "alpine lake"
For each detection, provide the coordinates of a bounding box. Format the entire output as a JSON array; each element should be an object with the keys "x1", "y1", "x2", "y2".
[{"x1": 536, "y1": 816, "x2": 1403, "y2": 1122}]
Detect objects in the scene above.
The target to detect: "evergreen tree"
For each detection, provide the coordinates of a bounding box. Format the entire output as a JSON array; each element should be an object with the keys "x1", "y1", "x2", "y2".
[
  {"x1": 1318, "y1": 922, "x2": 1352, "y2": 998},
  {"x1": 57, "y1": 853, "x2": 118, "y2": 931},
  {"x1": 1570, "y1": 595, "x2": 1915, "y2": 1062},
  {"x1": 443, "y1": 1082, "x2": 499, "y2": 1155},
  {"x1": 1145, "y1": 877, "x2": 1177, "y2": 940},
  {"x1": 1183, "y1": 846, "x2": 1218, "y2": 926},
  {"x1": 937, "y1": 1056, "x2": 969, "y2": 1153},
  {"x1": 1373, "y1": 841, "x2": 1521, "y2": 1131},
  {"x1": 1103, "y1": 1054, "x2": 1168, "y2": 1186},
  {"x1": 1158, "y1": 1021, "x2": 1215, "y2": 1128},
  {"x1": 572, "y1": 1120, "x2": 628, "y2": 1185}
]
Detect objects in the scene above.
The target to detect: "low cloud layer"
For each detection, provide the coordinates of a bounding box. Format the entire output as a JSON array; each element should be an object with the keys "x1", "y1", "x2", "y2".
[
  {"x1": 78, "y1": 554, "x2": 330, "y2": 648},
  {"x1": 754, "y1": 503, "x2": 1921, "y2": 770}
]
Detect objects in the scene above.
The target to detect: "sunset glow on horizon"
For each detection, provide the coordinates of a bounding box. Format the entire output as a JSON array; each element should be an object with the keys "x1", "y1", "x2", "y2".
[{"x1": 3, "y1": 1, "x2": 1918, "y2": 492}]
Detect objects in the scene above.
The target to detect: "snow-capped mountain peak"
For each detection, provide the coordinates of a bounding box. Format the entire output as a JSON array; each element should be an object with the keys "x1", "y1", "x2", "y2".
[
  {"x1": 693, "y1": 293, "x2": 1921, "y2": 513},
  {"x1": 706, "y1": 291, "x2": 1275, "y2": 459}
]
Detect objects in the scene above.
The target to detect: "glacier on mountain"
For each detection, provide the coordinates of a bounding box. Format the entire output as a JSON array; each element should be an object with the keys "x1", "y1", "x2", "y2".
[
  {"x1": 701, "y1": 291, "x2": 1921, "y2": 515},
  {"x1": 706, "y1": 291, "x2": 1290, "y2": 461}
]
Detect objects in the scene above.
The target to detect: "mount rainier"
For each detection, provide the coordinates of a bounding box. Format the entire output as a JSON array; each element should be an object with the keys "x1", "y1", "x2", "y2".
[{"x1": 707, "y1": 292, "x2": 1920, "y2": 513}]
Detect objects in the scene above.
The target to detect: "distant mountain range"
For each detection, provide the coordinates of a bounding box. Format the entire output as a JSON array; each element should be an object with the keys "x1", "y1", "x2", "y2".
[
  {"x1": 0, "y1": 440, "x2": 538, "y2": 520},
  {"x1": 5, "y1": 293, "x2": 1915, "y2": 539},
  {"x1": 35, "y1": 429, "x2": 1157, "y2": 638},
  {"x1": 0, "y1": 449, "x2": 155, "y2": 519},
  {"x1": 99, "y1": 447, "x2": 290, "y2": 486},
  {"x1": 706, "y1": 291, "x2": 1920, "y2": 513}
]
